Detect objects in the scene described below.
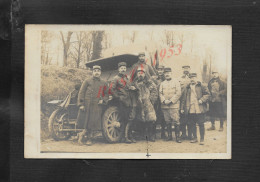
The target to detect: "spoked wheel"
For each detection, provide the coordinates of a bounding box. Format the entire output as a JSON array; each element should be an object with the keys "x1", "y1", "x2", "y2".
[
  {"x1": 102, "y1": 106, "x2": 124, "y2": 143},
  {"x1": 48, "y1": 109, "x2": 71, "y2": 141}
]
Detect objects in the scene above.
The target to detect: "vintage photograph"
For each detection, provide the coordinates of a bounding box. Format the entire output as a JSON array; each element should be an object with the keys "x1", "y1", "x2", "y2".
[{"x1": 25, "y1": 25, "x2": 231, "y2": 159}]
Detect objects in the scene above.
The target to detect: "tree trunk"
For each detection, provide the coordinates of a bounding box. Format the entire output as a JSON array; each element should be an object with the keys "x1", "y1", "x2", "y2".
[
  {"x1": 91, "y1": 31, "x2": 104, "y2": 60},
  {"x1": 60, "y1": 31, "x2": 73, "y2": 67}
]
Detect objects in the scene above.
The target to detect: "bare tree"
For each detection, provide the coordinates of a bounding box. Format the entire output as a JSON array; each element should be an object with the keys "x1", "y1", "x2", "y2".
[
  {"x1": 82, "y1": 32, "x2": 94, "y2": 63},
  {"x1": 91, "y1": 31, "x2": 104, "y2": 60},
  {"x1": 70, "y1": 32, "x2": 85, "y2": 68},
  {"x1": 41, "y1": 31, "x2": 53, "y2": 65},
  {"x1": 60, "y1": 31, "x2": 73, "y2": 66},
  {"x1": 162, "y1": 31, "x2": 176, "y2": 46},
  {"x1": 177, "y1": 33, "x2": 185, "y2": 45},
  {"x1": 130, "y1": 31, "x2": 136, "y2": 43},
  {"x1": 202, "y1": 48, "x2": 215, "y2": 83}
]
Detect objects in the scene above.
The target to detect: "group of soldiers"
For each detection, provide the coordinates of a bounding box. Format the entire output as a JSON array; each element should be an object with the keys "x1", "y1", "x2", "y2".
[{"x1": 77, "y1": 52, "x2": 226, "y2": 146}]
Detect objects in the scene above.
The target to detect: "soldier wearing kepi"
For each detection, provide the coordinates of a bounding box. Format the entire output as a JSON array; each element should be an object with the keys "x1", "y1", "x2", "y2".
[
  {"x1": 134, "y1": 67, "x2": 158, "y2": 142},
  {"x1": 181, "y1": 73, "x2": 210, "y2": 145},
  {"x1": 130, "y1": 52, "x2": 157, "y2": 82},
  {"x1": 154, "y1": 65, "x2": 166, "y2": 139},
  {"x1": 77, "y1": 65, "x2": 107, "y2": 145},
  {"x1": 110, "y1": 62, "x2": 137, "y2": 143},
  {"x1": 159, "y1": 67, "x2": 182, "y2": 143},
  {"x1": 207, "y1": 71, "x2": 226, "y2": 131},
  {"x1": 179, "y1": 65, "x2": 191, "y2": 140},
  {"x1": 180, "y1": 65, "x2": 191, "y2": 89}
]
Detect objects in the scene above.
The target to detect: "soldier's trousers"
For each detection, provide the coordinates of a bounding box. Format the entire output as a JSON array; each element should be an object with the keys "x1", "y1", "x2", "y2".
[
  {"x1": 209, "y1": 102, "x2": 225, "y2": 128},
  {"x1": 180, "y1": 114, "x2": 191, "y2": 138},
  {"x1": 188, "y1": 113, "x2": 205, "y2": 140}
]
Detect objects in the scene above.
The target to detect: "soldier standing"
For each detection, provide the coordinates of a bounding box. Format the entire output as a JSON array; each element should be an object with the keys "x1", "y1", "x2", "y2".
[
  {"x1": 110, "y1": 62, "x2": 137, "y2": 143},
  {"x1": 179, "y1": 65, "x2": 191, "y2": 140},
  {"x1": 207, "y1": 71, "x2": 226, "y2": 131},
  {"x1": 77, "y1": 65, "x2": 107, "y2": 145},
  {"x1": 159, "y1": 67, "x2": 182, "y2": 143},
  {"x1": 130, "y1": 52, "x2": 157, "y2": 82},
  {"x1": 181, "y1": 73, "x2": 210, "y2": 145},
  {"x1": 154, "y1": 65, "x2": 166, "y2": 139},
  {"x1": 134, "y1": 68, "x2": 158, "y2": 142}
]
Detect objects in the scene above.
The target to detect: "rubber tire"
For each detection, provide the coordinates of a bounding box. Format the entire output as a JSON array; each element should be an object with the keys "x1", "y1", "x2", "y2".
[
  {"x1": 48, "y1": 109, "x2": 71, "y2": 141},
  {"x1": 102, "y1": 106, "x2": 124, "y2": 143}
]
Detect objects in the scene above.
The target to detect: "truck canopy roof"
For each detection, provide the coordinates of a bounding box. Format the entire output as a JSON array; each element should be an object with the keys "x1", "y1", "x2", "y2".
[{"x1": 85, "y1": 54, "x2": 139, "y2": 72}]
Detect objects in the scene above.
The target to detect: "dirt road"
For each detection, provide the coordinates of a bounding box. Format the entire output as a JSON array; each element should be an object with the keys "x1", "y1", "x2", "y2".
[{"x1": 41, "y1": 122, "x2": 227, "y2": 153}]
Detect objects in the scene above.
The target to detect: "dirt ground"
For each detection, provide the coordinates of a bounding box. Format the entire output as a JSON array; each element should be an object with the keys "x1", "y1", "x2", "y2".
[{"x1": 41, "y1": 121, "x2": 227, "y2": 153}]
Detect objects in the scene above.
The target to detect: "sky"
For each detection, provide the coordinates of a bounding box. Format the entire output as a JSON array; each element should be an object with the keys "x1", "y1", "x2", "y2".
[{"x1": 43, "y1": 25, "x2": 231, "y2": 77}]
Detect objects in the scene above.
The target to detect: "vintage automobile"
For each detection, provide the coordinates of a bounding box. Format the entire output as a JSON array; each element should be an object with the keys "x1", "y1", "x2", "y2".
[{"x1": 48, "y1": 53, "x2": 159, "y2": 143}]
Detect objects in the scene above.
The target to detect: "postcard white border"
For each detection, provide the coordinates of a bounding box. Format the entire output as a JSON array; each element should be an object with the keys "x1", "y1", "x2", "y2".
[{"x1": 24, "y1": 25, "x2": 232, "y2": 159}]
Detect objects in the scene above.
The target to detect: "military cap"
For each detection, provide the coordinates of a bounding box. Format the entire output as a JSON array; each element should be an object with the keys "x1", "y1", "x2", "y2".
[
  {"x1": 164, "y1": 67, "x2": 172, "y2": 72},
  {"x1": 212, "y1": 71, "x2": 218, "y2": 74},
  {"x1": 189, "y1": 73, "x2": 197, "y2": 78},
  {"x1": 158, "y1": 65, "x2": 165, "y2": 69},
  {"x1": 118, "y1": 62, "x2": 127, "y2": 68},
  {"x1": 93, "y1": 65, "x2": 101, "y2": 70},
  {"x1": 138, "y1": 52, "x2": 145, "y2": 56},
  {"x1": 182, "y1": 65, "x2": 190, "y2": 69},
  {"x1": 137, "y1": 67, "x2": 145, "y2": 73}
]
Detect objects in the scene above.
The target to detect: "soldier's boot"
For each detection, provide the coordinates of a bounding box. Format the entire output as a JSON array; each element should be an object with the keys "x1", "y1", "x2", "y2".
[
  {"x1": 219, "y1": 119, "x2": 224, "y2": 132},
  {"x1": 207, "y1": 124, "x2": 215, "y2": 131},
  {"x1": 86, "y1": 139, "x2": 93, "y2": 146},
  {"x1": 144, "y1": 124, "x2": 149, "y2": 141},
  {"x1": 161, "y1": 123, "x2": 166, "y2": 139},
  {"x1": 78, "y1": 129, "x2": 87, "y2": 145},
  {"x1": 130, "y1": 134, "x2": 136, "y2": 143},
  {"x1": 86, "y1": 131, "x2": 93, "y2": 146},
  {"x1": 129, "y1": 123, "x2": 136, "y2": 143},
  {"x1": 187, "y1": 122, "x2": 192, "y2": 140},
  {"x1": 208, "y1": 119, "x2": 216, "y2": 131},
  {"x1": 125, "y1": 122, "x2": 132, "y2": 143},
  {"x1": 166, "y1": 124, "x2": 173, "y2": 141},
  {"x1": 149, "y1": 123, "x2": 155, "y2": 142},
  {"x1": 175, "y1": 125, "x2": 182, "y2": 143}
]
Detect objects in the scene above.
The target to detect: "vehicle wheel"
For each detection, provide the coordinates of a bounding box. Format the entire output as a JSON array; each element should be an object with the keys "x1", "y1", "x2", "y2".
[
  {"x1": 102, "y1": 106, "x2": 124, "y2": 143},
  {"x1": 48, "y1": 109, "x2": 71, "y2": 141}
]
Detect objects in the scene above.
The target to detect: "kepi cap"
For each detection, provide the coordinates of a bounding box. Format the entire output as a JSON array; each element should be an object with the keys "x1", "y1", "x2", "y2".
[
  {"x1": 182, "y1": 65, "x2": 190, "y2": 69},
  {"x1": 93, "y1": 65, "x2": 101, "y2": 70},
  {"x1": 138, "y1": 52, "x2": 145, "y2": 56},
  {"x1": 137, "y1": 67, "x2": 145, "y2": 73},
  {"x1": 158, "y1": 65, "x2": 165, "y2": 69},
  {"x1": 212, "y1": 71, "x2": 218, "y2": 74},
  {"x1": 118, "y1": 62, "x2": 127, "y2": 68},
  {"x1": 189, "y1": 73, "x2": 197, "y2": 78},
  {"x1": 164, "y1": 67, "x2": 172, "y2": 73}
]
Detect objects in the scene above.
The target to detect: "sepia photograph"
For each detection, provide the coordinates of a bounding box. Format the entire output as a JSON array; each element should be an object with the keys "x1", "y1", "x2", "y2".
[{"x1": 24, "y1": 25, "x2": 231, "y2": 159}]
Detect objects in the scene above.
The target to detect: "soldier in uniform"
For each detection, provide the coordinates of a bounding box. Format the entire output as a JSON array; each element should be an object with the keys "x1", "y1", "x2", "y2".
[
  {"x1": 153, "y1": 65, "x2": 166, "y2": 139},
  {"x1": 77, "y1": 65, "x2": 107, "y2": 145},
  {"x1": 207, "y1": 71, "x2": 226, "y2": 131},
  {"x1": 159, "y1": 67, "x2": 182, "y2": 143},
  {"x1": 181, "y1": 73, "x2": 210, "y2": 145},
  {"x1": 179, "y1": 65, "x2": 191, "y2": 140},
  {"x1": 110, "y1": 62, "x2": 137, "y2": 143},
  {"x1": 134, "y1": 67, "x2": 158, "y2": 142},
  {"x1": 130, "y1": 52, "x2": 157, "y2": 82}
]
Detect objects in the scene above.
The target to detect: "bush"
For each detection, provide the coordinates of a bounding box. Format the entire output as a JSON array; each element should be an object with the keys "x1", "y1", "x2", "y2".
[{"x1": 41, "y1": 65, "x2": 91, "y2": 141}]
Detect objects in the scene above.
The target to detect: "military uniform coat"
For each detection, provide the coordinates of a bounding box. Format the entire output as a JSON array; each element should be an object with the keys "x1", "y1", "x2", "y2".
[
  {"x1": 77, "y1": 77, "x2": 106, "y2": 130},
  {"x1": 159, "y1": 79, "x2": 182, "y2": 109},
  {"x1": 180, "y1": 82, "x2": 210, "y2": 115},
  {"x1": 130, "y1": 61, "x2": 156, "y2": 81},
  {"x1": 134, "y1": 78, "x2": 158, "y2": 122},
  {"x1": 110, "y1": 73, "x2": 137, "y2": 108}
]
